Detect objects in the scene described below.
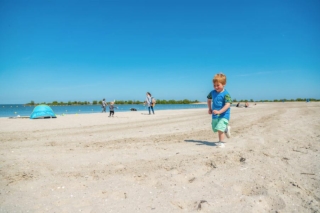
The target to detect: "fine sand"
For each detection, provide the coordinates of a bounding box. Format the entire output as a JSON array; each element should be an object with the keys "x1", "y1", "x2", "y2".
[{"x1": 0, "y1": 102, "x2": 319, "y2": 213}]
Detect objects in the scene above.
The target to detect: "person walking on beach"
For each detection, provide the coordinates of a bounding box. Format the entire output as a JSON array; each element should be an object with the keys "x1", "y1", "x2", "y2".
[
  {"x1": 144, "y1": 92, "x2": 155, "y2": 115},
  {"x1": 207, "y1": 73, "x2": 232, "y2": 147},
  {"x1": 108, "y1": 102, "x2": 118, "y2": 117},
  {"x1": 101, "y1": 99, "x2": 107, "y2": 113}
]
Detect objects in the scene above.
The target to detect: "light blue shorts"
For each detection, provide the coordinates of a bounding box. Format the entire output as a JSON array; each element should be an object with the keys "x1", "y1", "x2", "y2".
[{"x1": 211, "y1": 118, "x2": 229, "y2": 133}]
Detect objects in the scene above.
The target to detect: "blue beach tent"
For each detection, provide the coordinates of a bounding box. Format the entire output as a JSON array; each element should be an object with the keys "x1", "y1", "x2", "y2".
[{"x1": 30, "y1": 105, "x2": 57, "y2": 119}]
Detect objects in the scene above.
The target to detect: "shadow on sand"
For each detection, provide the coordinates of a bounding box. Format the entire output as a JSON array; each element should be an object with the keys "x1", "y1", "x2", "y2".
[{"x1": 184, "y1": 139, "x2": 219, "y2": 147}]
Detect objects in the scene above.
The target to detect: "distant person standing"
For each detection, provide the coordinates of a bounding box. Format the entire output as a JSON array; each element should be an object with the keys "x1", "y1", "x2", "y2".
[
  {"x1": 144, "y1": 92, "x2": 155, "y2": 115},
  {"x1": 101, "y1": 99, "x2": 107, "y2": 113},
  {"x1": 207, "y1": 73, "x2": 232, "y2": 148}
]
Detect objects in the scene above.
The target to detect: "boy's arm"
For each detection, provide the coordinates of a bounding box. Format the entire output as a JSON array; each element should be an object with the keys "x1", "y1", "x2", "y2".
[
  {"x1": 214, "y1": 103, "x2": 230, "y2": 114},
  {"x1": 207, "y1": 99, "x2": 212, "y2": 114},
  {"x1": 207, "y1": 91, "x2": 212, "y2": 114}
]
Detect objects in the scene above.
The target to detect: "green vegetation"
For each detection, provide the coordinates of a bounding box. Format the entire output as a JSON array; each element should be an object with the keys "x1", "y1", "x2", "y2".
[
  {"x1": 25, "y1": 98, "x2": 320, "y2": 106},
  {"x1": 232, "y1": 98, "x2": 320, "y2": 103},
  {"x1": 26, "y1": 99, "x2": 201, "y2": 106}
]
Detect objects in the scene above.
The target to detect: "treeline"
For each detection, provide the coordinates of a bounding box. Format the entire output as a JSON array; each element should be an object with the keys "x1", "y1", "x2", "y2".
[
  {"x1": 26, "y1": 99, "x2": 200, "y2": 106},
  {"x1": 233, "y1": 98, "x2": 320, "y2": 102},
  {"x1": 25, "y1": 98, "x2": 320, "y2": 106}
]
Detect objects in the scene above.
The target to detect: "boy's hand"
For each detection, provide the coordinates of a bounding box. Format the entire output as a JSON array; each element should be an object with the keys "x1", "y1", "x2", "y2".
[
  {"x1": 212, "y1": 110, "x2": 220, "y2": 115},
  {"x1": 208, "y1": 109, "x2": 212, "y2": 114}
]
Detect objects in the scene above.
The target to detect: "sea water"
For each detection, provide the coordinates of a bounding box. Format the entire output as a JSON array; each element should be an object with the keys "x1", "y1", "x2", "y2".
[{"x1": 0, "y1": 104, "x2": 208, "y2": 117}]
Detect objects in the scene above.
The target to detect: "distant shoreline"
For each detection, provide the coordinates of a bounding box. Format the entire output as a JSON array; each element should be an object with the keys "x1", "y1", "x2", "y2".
[
  {"x1": 192, "y1": 102, "x2": 207, "y2": 104},
  {"x1": 0, "y1": 103, "x2": 208, "y2": 118},
  {"x1": 1, "y1": 103, "x2": 206, "y2": 106}
]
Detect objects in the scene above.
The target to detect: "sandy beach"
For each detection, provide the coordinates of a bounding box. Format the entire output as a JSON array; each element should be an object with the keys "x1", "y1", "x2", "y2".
[{"x1": 0, "y1": 102, "x2": 319, "y2": 213}]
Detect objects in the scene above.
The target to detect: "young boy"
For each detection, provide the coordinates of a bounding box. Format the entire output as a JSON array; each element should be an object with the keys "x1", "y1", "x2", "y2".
[
  {"x1": 108, "y1": 102, "x2": 118, "y2": 117},
  {"x1": 207, "y1": 73, "x2": 232, "y2": 147}
]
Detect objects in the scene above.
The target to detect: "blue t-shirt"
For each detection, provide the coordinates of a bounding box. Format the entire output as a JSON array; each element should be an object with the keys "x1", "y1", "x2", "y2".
[{"x1": 207, "y1": 89, "x2": 232, "y2": 120}]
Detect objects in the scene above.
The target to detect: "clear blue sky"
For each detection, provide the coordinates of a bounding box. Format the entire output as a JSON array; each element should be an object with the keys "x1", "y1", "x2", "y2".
[{"x1": 0, "y1": 0, "x2": 319, "y2": 103}]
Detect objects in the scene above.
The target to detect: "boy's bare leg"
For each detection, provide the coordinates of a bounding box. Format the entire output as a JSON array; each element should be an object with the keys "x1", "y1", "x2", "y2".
[{"x1": 218, "y1": 131, "x2": 224, "y2": 142}]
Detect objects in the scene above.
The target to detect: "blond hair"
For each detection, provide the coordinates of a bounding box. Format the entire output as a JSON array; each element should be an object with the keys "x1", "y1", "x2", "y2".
[{"x1": 213, "y1": 73, "x2": 227, "y2": 85}]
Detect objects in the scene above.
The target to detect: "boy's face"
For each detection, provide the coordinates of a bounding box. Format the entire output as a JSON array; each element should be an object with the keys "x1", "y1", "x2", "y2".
[{"x1": 213, "y1": 82, "x2": 225, "y2": 93}]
